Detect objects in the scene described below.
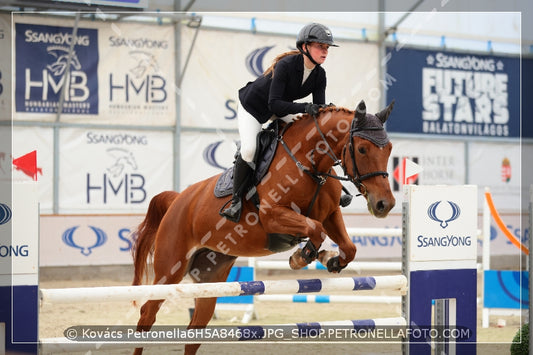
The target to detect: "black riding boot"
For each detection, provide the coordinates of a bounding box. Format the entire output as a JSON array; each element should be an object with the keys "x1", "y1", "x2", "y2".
[{"x1": 220, "y1": 155, "x2": 253, "y2": 222}]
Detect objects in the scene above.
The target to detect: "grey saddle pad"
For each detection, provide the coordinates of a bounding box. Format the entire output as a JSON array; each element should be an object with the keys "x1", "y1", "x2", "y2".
[{"x1": 214, "y1": 121, "x2": 280, "y2": 198}]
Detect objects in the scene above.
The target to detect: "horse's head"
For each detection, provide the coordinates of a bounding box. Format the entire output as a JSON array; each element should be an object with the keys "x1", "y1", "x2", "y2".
[{"x1": 342, "y1": 100, "x2": 395, "y2": 218}]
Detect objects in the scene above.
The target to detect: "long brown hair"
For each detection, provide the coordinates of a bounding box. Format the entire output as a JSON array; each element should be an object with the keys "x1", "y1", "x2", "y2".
[{"x1": 263, "y1": 50, "x2": 300, "y2": 78}]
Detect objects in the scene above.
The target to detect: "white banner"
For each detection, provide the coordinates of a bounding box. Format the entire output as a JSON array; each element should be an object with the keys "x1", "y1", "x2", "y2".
[
  {"x1": 13, "y1": 15, "x2": 176, "y2": 125},
  {"x1": 468, "y1": 142, "x2": 522, "y2": 210},
  {"x1": 40, "y1": 214, "x2": 141, "y2": 266},
  {"x1": 180, "y1": 27, "x2": 379, "y2": 129},
  {"x1": 180, "y1": 130, "x2": 239, "y2": 190},
  {"x1": 12, "y1": 127, "x2": 54, "y2": 212},
  {"x1": 406, "y1": 185, "x2": 477, "y2": 265},
  {"x1": 0, "y1": 14, "x2": 11, "y2": 120},
  {"x1": 97, "y1": 22, "x2": 176, "y2": 125},
  {"x1": 58, "y1": 128, "x2": 173, "y2": 213},
  {"x1": 1, "y1": 182, "x2": 38, "y2": 285}
]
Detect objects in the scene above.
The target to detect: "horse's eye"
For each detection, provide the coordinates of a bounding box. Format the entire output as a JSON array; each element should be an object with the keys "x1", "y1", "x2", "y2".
[{"x1": 358, "y1": 147, "x2": 366, "y2": 154}]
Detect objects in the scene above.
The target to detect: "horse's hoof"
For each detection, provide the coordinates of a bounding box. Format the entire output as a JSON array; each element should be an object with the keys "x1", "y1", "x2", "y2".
[
  {"x1": 326, "y1": 256, "x2": 347, "y2": 273},
  {"x1": 289, "y1": 256, "x2": 305, "y2": 270},
  {"x1": 289, "y1": 249, "x2": 307, "y2": 269},
  {"x1": 317, "y1": 250, "x2": 338, "y2": 266}
]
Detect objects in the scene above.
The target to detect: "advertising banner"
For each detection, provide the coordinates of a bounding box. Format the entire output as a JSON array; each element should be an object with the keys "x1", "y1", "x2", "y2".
[
  {"x1": 97, "y1": 22, "x2": 175, "y2": 125},
  {"x1": 385, "y1": 47, "x2": 520, "y2": 139},
  {"x1": 180, "y1": 130, "x2": 239, "y2": 190},
  {"x1": 180, "y1": 27, "x2": 379, "y2": 129},
  {"x1": 14, "y1": 21, "x2": 99, "y2": 118},
  {"x1": 483, "y1": 270, "x2": 529, "y2": 309},
  {"x1": 40, "y1": 214, "x2": 142, "y2": 266},
  {"x1": 468, "y1": 142, "x2": 521, "y2": 209},
  {"x1": 405, "y1": 185, "x2": 477, "y2": 264},
  {"x1": 13, "y1": 15, "x2": 176, "y2": 125},
  {"x1": 1, "y1": 182, "x2": 38, "y2": 283},
  {"x1": 58, "y1": 128, "x2": 173, "y2": 213}
]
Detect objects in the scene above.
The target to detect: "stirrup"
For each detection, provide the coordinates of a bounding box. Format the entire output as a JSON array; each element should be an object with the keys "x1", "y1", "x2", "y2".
[{"x1": 219, "y1": 199, "x2": 242, "y2": 223}]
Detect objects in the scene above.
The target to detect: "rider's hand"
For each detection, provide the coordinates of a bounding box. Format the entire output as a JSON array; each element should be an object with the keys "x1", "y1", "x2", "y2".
[{"x1": 305, "y1": 103, "x2": 320, "y2": 116}]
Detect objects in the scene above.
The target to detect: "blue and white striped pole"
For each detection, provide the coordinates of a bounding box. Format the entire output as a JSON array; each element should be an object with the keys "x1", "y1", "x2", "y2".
[{"x1": 40, "y1": 275, "x2": 407, "y2": 304}]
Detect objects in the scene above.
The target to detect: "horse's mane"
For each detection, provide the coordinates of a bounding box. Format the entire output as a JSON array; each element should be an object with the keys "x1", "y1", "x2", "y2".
[{"x1": 292, "y1": 105, "x2": 354, "y2": 123}]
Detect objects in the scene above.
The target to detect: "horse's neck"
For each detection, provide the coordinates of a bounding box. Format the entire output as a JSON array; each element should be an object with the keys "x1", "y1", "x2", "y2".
[{"x1": 286, "y1": 112, "x2": 351, "y2": 172}]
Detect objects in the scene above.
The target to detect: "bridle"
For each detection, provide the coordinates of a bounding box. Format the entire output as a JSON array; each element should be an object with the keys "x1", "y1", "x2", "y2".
[{"x1": 341, "y1": 117, "x2": 390, "y2": 197}]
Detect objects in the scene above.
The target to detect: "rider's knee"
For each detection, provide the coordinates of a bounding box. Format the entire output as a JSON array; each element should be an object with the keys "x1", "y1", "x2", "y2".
[{"x1": 240, "y1": 148, "x2": 256, "y2": 164}]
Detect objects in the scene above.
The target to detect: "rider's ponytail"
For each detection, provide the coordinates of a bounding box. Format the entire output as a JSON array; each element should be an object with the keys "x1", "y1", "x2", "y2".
[{"x1": 263, "y1": 50, "x2": 300, "y2": 78}]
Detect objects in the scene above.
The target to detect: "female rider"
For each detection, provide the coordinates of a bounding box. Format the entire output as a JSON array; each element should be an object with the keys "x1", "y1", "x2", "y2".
[{"x1": 221, "y1": 23, "x2": 338, "y2": 222}]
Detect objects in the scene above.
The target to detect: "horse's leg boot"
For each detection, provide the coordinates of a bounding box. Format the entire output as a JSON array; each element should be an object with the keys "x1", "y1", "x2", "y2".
[{"x1": 220, "y1": 155, "x2": 253, "y2": 223}]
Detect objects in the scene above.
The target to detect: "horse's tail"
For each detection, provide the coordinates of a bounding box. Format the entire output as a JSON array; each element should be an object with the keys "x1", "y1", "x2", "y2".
[{"x1": 132, "y1": 190, "x2": 179, "y2": 287}]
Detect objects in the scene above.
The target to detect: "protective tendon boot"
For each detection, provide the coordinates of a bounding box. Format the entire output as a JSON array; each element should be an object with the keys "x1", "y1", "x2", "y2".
[{"x1": 220, "y1": 156, "x2": 253, "y2": 223}]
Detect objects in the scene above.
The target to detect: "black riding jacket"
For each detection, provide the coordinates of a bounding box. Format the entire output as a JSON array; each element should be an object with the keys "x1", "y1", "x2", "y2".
[{"x1": 238, "y1": 53, "x2": 326, "y2": 123}]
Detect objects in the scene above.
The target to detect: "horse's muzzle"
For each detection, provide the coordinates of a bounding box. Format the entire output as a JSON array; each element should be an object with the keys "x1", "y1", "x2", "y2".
[{"x1": 369, "y1": 196, "x2": 395, "y2": 218}]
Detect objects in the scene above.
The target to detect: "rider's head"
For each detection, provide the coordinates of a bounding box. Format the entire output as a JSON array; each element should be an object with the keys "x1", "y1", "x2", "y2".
[{"x1": 296, "y1": 23, "x2": 338, "y2": 66}]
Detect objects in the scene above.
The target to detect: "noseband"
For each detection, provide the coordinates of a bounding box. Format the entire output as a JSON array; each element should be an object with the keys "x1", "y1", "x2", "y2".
[{"x1": 342, "y1": 118, "x2": 389, "y2": 196}]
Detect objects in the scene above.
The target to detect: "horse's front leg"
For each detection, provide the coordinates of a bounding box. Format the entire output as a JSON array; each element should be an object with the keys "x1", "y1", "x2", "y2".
[
  {"x1": 320, "y1": 207, "x2": 357, "y2": 273},
  {"x1": 263, "y1": 205, "x2": 328, "y2": 270}
]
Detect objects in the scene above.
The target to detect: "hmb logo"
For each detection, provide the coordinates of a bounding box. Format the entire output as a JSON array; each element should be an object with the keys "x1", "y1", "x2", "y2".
[
  {"x1": 15, "y1": 23, "x2": 99, "y2": 114},
  {"x1": 86, "y1": 148, "x2": 146, "y2": 204},
  {"x1": 109, "y1": 50, "x2": 167, "y2": 103}
]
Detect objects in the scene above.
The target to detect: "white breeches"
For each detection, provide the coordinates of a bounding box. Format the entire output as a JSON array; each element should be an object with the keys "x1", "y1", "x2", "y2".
[
  {"x1": 237, "y1": 103, "x2": 263, "y2": 163},
  {"x1": 237, "y1": 102, "x2": 297, "y2": 163}
]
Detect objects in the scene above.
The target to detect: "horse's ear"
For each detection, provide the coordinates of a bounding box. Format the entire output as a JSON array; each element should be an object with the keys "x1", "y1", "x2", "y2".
[
  {"x1": 354, "y1": 100, "x2": 366, "y2": 124},
  {"x1": 375, "y1": 99, "x2": 395, "y2": 124}
]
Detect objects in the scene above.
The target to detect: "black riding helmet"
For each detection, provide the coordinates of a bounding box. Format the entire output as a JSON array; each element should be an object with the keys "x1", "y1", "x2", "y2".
[{"x1": 296, "y1": 23, "x2": 338, "y2": 65}]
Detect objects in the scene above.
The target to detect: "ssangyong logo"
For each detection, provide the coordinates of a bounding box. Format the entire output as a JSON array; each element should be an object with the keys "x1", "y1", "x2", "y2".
[
  {"x1": 62, "y1": 226, "x2": 107, "y2": 256},
  {"x1": 0, "y1": 202, "x2": 12, "y2": 225},
  {"x1": 427, "y1": 200, "x2": 461, "y2": 229},
  {"x1": 246, "y1": 45, "x2": 275, "y2": 77}
]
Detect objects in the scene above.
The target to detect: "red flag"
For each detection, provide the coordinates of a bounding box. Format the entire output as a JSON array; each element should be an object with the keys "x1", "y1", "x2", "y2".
[
  {"x1": 13, "y1": 150, "x2": 40, "y2": 181},
  {"x1": 393, "y1": 157, "x2": 421, "y2": 185}
]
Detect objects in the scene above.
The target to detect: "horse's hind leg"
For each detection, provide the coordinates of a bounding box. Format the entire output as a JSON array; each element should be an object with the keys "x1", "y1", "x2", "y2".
[
  {"x1": 184, "y1": 249, "x2": 237, "y2": 355},
  {"x1": 134, "y1": 234, "x2": 191, "y2": 354}
]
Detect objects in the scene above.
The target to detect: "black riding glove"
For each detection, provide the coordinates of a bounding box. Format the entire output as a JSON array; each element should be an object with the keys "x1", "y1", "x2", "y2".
[{"x1": 305, "y1": 103, "x2": 320, "y2": 117}]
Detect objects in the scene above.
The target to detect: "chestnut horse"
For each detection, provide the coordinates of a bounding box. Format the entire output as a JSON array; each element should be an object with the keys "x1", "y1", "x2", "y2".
[{"x1": 132, "y1": 100, "x2": 395, "y2": 355}]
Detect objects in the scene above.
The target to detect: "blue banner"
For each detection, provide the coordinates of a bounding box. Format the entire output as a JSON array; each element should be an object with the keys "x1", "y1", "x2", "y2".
[
  {"x1": 385, "y1": 47, "x2": 520, "y2": 138},
  {"x1": 483, "y1": 270, "x2": 529, "y2": 309},
  {"x1": 15, "y1": 23, "x2": 99, "y2": 115}
]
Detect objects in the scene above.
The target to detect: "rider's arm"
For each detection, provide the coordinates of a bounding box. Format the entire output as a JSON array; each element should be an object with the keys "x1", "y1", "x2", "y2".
[{"x1": 268, "y1": 59, "x2": 307, "y2": 116}]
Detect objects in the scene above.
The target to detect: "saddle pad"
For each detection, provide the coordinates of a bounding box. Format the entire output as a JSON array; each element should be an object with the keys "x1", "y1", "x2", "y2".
[{"x1": 214, "y1": 121, "x2": 280, "y2": 198}]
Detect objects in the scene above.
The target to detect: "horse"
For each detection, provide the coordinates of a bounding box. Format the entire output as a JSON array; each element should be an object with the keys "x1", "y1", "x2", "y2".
[{"x1": 131, "y1": 100, "x2": 396, "y2": 355}]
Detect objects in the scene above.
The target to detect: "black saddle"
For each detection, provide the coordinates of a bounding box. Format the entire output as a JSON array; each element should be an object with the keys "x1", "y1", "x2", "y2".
[{"x1": 214, "y1": 120, "x2": 280, "y2": 198}]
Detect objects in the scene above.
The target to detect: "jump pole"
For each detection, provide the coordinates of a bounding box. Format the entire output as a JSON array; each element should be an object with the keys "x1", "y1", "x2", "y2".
[
  {"x1": 40, "y1": 275, "x2": 407, "y2": 304},
  {"x1": 402, "y1": 185, "x2": 478, "y2": 355}
]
